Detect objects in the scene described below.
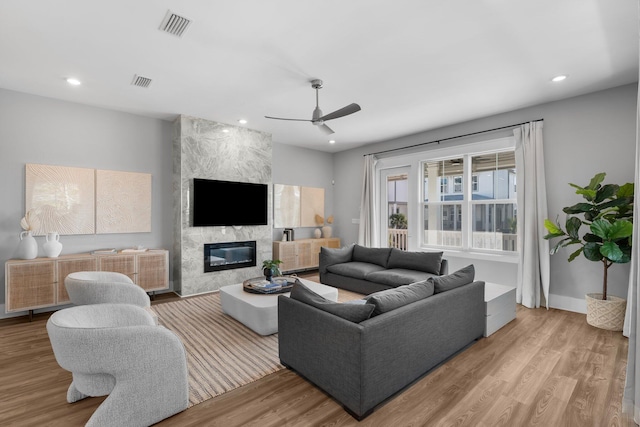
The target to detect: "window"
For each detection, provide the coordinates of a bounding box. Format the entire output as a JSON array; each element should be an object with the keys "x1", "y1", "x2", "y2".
[
  {"x1": 440, "y1": 177, "x2": 448, "y2": 194},
  {"x1": 422, "y1": 150, "x2": 517, "y2": 252},
  {"x1": 453, "y1": 176, "x2": 462, "y2": 193}
]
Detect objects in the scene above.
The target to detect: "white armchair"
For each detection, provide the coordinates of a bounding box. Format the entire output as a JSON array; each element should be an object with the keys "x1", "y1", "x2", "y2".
[
  {"x1": 65, "y1": 271, "x2": 150, "y2": 307},
  {"x1": 46, "y1": 303, "x2": 189, "y2": 427}
]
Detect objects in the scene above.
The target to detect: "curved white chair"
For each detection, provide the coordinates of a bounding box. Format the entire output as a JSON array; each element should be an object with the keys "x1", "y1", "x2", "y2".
[
  {"x1": 46, "y1": 304, "x2": 189, "y2": 427},
  {"x1": 65, "y1": 271, "x2": 150, "y2": 308}
]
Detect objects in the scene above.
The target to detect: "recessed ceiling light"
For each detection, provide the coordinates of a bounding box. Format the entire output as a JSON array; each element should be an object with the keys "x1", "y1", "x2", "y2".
[
  {"x1": 238, "y1": 119, "x2": 247, "y2": 124},
  {"x1": 222, "y1": 129, "x2": 229, "y2": 133},
  {"x1": 551, "y1": 75, "x2": 567, "y2": 82},
  {"x1": 66, "y1": 78, "x2": 81, "y2": 86},
  {"x1": 329, "y1": 140, "x2": 336, "y2": 144}
]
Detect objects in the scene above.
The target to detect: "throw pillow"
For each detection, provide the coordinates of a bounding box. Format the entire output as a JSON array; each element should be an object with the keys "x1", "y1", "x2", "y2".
[
  {"x1": 352, "y1": 245, "x2": 392, "y2": 267},
  {"x1": 290, "y1": 280, "x2": 375, "y2": 322},
  {"x1": 364, "y1": 280, "x2": 435, "y2": 315},
  {"x1": 429, "y1": 264, "x2": 475, "y2": 293},
  {"x1": 386, "y1": 248, "x2": 443, "y2": 274}
]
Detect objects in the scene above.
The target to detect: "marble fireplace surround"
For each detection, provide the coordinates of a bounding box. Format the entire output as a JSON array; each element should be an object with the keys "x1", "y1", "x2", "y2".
[{"x1": 173, "y1": 115, "x2": 272, "y2": 296}]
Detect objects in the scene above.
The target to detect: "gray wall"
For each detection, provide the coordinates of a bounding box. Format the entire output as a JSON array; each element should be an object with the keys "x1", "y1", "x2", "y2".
[
  {"x1": 0, "y1": 88, "x2": 173, "y2": 311},
  {"x1": 332, "y1": 83, "x2": 638, "y2": 309},
  {"x1": 272, "y1": 143, "x2": 334, "y2": 241}
]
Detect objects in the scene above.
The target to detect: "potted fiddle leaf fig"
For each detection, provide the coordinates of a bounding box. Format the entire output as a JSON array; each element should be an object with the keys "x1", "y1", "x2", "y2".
[
  {"x1": 543, "y1": 172, "x2": 633, "y2": 331},
  {"x1": 262, "y1": 259, "x2": 283, "y2": 281}
]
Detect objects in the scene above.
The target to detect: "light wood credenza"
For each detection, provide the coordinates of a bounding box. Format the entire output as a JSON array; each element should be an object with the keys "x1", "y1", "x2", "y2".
[
  {"x1": 273, "y1": 238, "x2": 340, "y2": 273},
  {"x1": 5, "y1": 250, "x2": 169, "y2": 316}
]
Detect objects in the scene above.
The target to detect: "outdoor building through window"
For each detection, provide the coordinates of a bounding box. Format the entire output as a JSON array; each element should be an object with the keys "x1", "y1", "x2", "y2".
[{"x1": 422, "y1": 150, "x2": 517, "y2": 252}]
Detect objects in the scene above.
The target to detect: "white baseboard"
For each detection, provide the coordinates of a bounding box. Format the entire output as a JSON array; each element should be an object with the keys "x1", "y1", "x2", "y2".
[{"x1": 548, "y1": 293, "x2": 586, "y2": 314}]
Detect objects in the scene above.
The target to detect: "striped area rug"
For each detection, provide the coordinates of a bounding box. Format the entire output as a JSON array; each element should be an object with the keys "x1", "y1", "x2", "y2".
[{"x1": 151, "y1": 293, "x2": 283, "y2": 407}]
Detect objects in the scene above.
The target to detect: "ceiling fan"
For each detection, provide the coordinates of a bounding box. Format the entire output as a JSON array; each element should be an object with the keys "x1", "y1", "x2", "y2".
[{"x1": 265, "y1": 79, "x2": 361, "y2": 135}]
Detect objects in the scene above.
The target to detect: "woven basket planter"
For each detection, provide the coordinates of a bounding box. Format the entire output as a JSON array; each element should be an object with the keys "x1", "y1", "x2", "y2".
[{"x1": 585, "y1": 293, "x2": 627, "y2": 331}]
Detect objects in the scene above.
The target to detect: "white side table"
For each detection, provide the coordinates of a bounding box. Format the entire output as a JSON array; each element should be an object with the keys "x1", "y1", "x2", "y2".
[{"x1": 484, "y1": 282, "x2": 516, "y2": 337}]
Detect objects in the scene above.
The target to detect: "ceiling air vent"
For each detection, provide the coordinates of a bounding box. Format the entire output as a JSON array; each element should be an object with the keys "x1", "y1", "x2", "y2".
[
  {"x1": 132, "y1": 75, "x2": 152, "y2": 88},
  {"x1": 159, "y1": 10, "x2": 192, "y2": 37}
]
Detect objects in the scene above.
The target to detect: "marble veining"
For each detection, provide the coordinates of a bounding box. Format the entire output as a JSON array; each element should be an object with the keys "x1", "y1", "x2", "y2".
[{"x1": 174, "y1": 115, "x2": 272, "y2": 296}]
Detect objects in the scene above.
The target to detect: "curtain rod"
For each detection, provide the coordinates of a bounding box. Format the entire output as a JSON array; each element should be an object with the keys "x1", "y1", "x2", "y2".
[{"x1": 364, "y1": 118, "x2": 544, "y2": 157}]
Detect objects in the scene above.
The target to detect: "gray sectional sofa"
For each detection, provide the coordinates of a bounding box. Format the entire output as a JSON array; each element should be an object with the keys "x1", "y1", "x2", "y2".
[
  {"x1": 278, "y1": 269, "x2": 485, "y2": 420},
  {"x1": 319, "y1": 244, "x2": 448, "y2": 294}
]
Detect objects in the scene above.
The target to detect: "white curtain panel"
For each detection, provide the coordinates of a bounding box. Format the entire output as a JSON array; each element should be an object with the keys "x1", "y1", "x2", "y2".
[
  {"x1": 622, "y1": 18, "x2": 640, "y2": 419},
  {"x1": 514, "y1": 122, "x2": 550, "y2": 308},
  {"x1": 358, "y1": 154, "x2": 379, "y2": 247}
]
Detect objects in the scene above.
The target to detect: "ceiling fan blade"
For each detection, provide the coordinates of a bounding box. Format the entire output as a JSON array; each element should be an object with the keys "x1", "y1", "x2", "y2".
[
  {"x1": 319, "y1": 103, "x2": 361, "y2": 121},
  {"x1": 318, "y1": 123, "x2": 335, "y2": 135},
  {"x1": 264, "y1": 115, "x2": 311, "y2": 122}
]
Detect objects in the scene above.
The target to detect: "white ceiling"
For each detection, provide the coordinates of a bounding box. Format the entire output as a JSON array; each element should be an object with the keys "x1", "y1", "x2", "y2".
[{"x1": 0, "y1": 1, "x2": 637, "y2": 153}]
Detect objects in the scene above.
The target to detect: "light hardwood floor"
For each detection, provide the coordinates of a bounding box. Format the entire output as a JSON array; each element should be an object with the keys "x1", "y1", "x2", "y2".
[{"x1": 0, "y1": 277, "x2": 634, "y2": 427}]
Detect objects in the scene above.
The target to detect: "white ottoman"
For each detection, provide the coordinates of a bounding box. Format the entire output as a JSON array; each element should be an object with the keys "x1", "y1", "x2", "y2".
[{"x1": 219, "y1": 278, "x2": 338, "y2": 335}]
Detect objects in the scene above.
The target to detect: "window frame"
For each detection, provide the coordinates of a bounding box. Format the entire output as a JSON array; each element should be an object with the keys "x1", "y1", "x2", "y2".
[
  {"x1": 374, "y1": 136, "x2": 517, "y2": 259},
  {"x1": 418, "y1": 141, "x2": 517, "y2": 255}
]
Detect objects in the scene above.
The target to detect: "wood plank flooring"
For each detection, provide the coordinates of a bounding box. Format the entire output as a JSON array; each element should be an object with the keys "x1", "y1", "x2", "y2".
[{"x1": 0, "y1": 276, "x2": 634, "y2": 426}]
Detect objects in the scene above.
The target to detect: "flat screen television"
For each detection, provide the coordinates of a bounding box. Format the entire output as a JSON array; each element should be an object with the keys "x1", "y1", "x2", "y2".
[{"x1": 193, "y1": 178, "x2": 268, "y2": 226}]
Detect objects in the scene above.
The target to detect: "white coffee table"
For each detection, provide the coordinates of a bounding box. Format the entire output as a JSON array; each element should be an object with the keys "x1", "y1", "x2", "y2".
[{"x1": 219, "y1": 278, "x2": 338, "y2": 335}]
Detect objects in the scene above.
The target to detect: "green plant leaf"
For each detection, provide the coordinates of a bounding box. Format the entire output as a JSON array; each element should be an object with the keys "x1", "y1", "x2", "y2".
[
  {"x1": 617, "y1": 182, "x2": 635, "y2": 198},
  {"x1": 574, "y1": 188, "x2": 597, "y2": 201},
  {"x1": 568, "y1": 247, "x2": 583, "y2": 262},
  {"x1": 583, "y1": 242, "x2": 603, "y2": 261},
  {"x1": 597, "y1": 197, "x2": 629, "y2": 211},
  {"x1": 583, "y1": 233, "x2": 602, "y2": 243},
  {"x1": 590, "y1": 219, "x2": 610, "y2": 239},
  {"x1": 543, "y1": 219, "x2": 564, "y2": 235},
  {"x1": 608, "y1": 220, "x2": 633, "y2": 239},
  {"x1": 563, "y1": 203, "x2": 594, "y2": 214},
  {"x1": 595, "y1": 184, "x2": 618, "y2": 203},
  {"x1": 550, "y1": 238, "x2": 571, "y2": 255},
  {"x1": 565, "y1": 217, "x2": 582, "y2": 239},
  {"x1": 587, "y1": 172, "x2": 606, "y2": 190},
  {"x1": 600, "y1": 241, "x2": 624, "y2": 262}
]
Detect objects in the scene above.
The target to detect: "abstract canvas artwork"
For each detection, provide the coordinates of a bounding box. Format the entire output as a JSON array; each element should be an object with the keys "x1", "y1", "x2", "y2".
[
  {"x1": 25, "y1": 164, "x2": 95, "y2": 235},
  {"x1": 96, "y1": 170, "x2": 152, "y2": 234},
  {"x1": 300, "y1": 186, "x2": 325, "y2": 227},
  {"x1": 273, "y1": 184, "x2": 301, "y2": 228},
  {"x1": 25, "y1": 164, "x2": 152, "y2": 236}
]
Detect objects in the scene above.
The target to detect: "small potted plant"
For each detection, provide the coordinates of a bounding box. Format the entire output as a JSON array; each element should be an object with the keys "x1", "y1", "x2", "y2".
[
  {"x1": 543, "y1": 172, "x2": 633, "y2": 331},
  {"x1": 262, "y1": 259, "x2": 283, "y2": 281}
]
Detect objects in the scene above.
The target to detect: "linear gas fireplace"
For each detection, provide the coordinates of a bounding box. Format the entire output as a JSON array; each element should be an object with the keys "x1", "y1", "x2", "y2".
[{"x1": 204, "y1": 241, "x2": 257, "y2": 273}]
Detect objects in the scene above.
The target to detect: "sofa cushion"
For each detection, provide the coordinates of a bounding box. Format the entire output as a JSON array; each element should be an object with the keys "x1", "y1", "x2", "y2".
[
  {"x1": 319, "y1": 245, "x2": 354, "y2": 273},
  {"x1": 429, "y1": 264, "x2": 475, "y2": 293},
  {"x1": 386, "y1": 248, "x2": 443, "y2": 275},
  {"x1": 352, "y1": 245, "x2": 392, "y2": 267},
  {"x1": 327, "y1": 262, "x2": 386, "y2": 280},
  {"x1": 290, "y1": 281, "x2": 375, "y2": 322},
  {"x1": 364, "y1": 280, "x2": 435, "y2": 315},
  {"x1": 364, "y1": 268, "x2": 436, "y2": 287}
]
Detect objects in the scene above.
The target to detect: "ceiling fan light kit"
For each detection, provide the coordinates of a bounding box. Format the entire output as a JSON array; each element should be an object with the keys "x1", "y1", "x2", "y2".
[{"x1": 265, "y1": 79, "x2": 361, "y2": 135}]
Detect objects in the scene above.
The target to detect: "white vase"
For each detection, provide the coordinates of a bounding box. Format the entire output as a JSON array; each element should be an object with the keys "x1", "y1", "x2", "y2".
[
  {"x1": 43, "y1": 232, "x2": 63, "y2": 258},
  {"x1": 322, "y1": 225, "x2": 333, "y2": 238},
  {"x1": 16, "y1": 231, "x2": 38, "y2": 259},
  {"x1": 314, "y1": 228, "x2": 322, "y2": 239}
]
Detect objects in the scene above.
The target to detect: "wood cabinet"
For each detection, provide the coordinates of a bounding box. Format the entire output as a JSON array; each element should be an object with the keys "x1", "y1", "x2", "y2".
[
  {"x1": 5, "y1": 250, "x2": 169, "y2": 313},
  {"x1": 273, "y1": 238, "x2": 340, "y2": 273}
]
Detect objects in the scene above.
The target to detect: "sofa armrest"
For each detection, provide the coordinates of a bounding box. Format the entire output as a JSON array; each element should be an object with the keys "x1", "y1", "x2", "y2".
[
  {"x1": 318, "y1": 245, "x2": 354, "y2": 274},
  {"x1": 278, "y1": 295, "x2": 364, "y2": 413},
  {"x1": 439, "y1": 258, "x2": 448, "y2": 275}
]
